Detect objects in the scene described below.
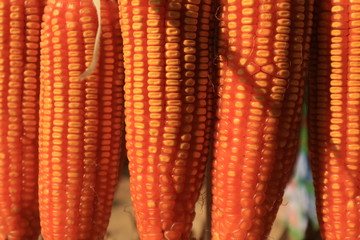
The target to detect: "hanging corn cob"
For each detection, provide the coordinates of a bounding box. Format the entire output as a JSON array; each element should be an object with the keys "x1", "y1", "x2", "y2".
[
  {"x1": 262, "y1": 0, "x2": 315, "y2": 232},
  {"x1": 38, "y1": 0, "x2": 125, "y2": 239},
  {"x1": 308, "y1": 0, "x2": 360, "y2": 239},
  {"x1": 0, "y1": 0, "x2": 43, "y2": 239},
  {"x1": 211, "y1": 0, "x2": 314, "y2": 239},
  {"x1": 118, "y1": 0, "x2": 213, "y2": 239}
]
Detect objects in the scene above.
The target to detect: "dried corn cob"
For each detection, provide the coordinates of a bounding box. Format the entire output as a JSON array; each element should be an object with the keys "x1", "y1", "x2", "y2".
[
  {"x1": 212, "y1": 0, "x2": 313, "y2": 239},
  {"x1": 308, "y1": 0, "x2": 360, "y2": 239},
  {"x1": 39, "y1": 0, "x2": 124, "y2": 239},
  {"x1": 0, "y1": 1, "x2": 43, "y2": 239},
  {"x1": 118, "y1": 0, "x2": 213, "y2": 239},
  {"x1": 263, "y1": 0, "x2": 314, "y2": 231}
]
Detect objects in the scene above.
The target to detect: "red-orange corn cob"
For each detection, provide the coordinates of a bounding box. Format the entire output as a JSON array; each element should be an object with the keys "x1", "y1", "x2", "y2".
[
  {"x1": 118, "y1": 0, "x2": 213, "y2": 239},
  {"x1": 0, "y1": 1, "x2": 43, "y2": 239},
  {"x1": 212, "y1": 1, "x2": 313, "y2": 239},
  {"x1": 308, "y1": 0, "x2": 360, "y2": 239},
  {"x1": 262, "y1": 0, "x2": 314, "y2": 231},
  {"x1": 39, "y1": 0, "x2": 124, "y2": 239}
]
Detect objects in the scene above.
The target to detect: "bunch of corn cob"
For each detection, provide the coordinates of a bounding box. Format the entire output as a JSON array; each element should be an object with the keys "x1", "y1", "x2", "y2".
[{"x1": 0, "y1": 0, "x2": 359, "y2": 239}]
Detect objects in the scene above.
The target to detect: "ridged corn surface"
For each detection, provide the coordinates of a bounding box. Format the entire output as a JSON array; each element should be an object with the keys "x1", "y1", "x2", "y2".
[
  {"x1": 212, "y1": 0, "x2": 313, "y2": 239},
  {"x1": 262, "y1": 0, "x2": 314, "y2": 231},
  {"x1": 308, "y1": 0, "x2": 360, "y2": 239},
  {"x1": 0, "y1": 1, "x2": 43, "y2": 239},
  {"x1": 39, "y1": 0, "x2": 124, "y2": 239},
  {"x1": 119, "y1": 0, "x2": 213, "y2": 239}
]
